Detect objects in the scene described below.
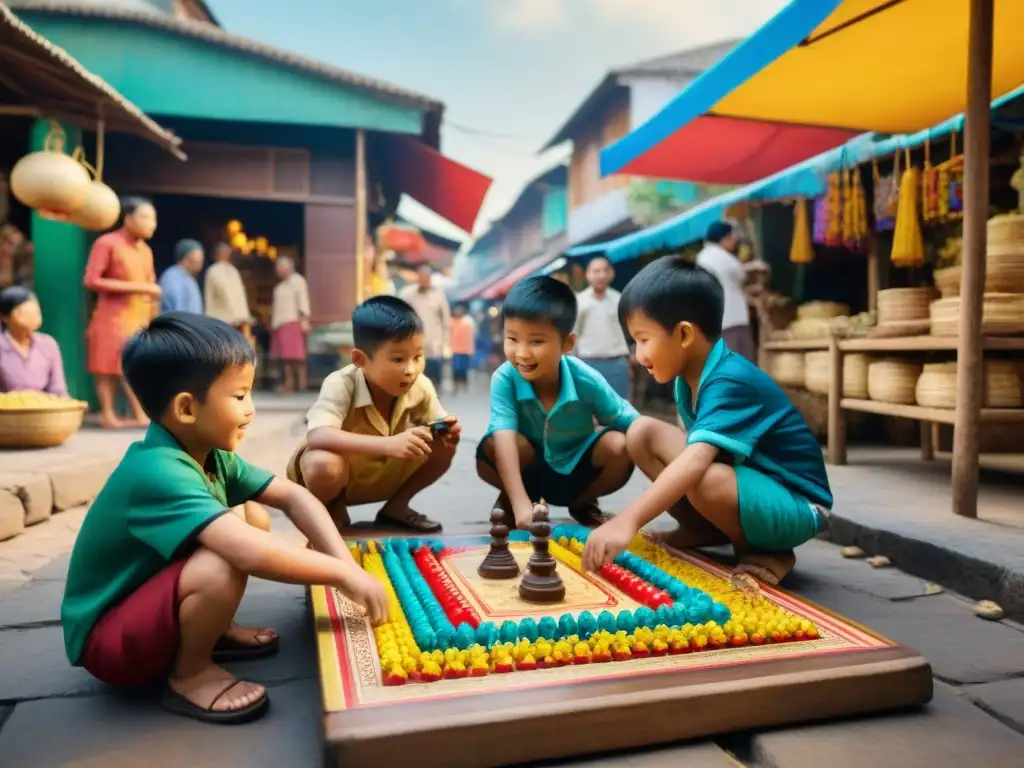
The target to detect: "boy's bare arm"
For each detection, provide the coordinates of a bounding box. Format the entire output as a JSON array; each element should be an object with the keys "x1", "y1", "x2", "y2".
[
  {"x1": 618, "y1": 442, "x2": 719, "y2": 531},
  {"x1": 306, "y1": 425, "x2": 431, "y2": 459},
  {"x1": 256, "y1": 477, "x2": 356, "y2": 566},
  {"x1": 493, "y1": 429, "x2": 533, "y2": 527},
  {"x1": 198, "y1": 513, "x2": 387, "y2": 623}
]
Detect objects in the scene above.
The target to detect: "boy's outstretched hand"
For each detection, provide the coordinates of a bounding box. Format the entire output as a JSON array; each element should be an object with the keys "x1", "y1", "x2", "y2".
[
  {"x1": 341, "y1": 568, "x2": 389, "y2": 625},
  {"x1": 582, "y1": 516, "x2": 637, "y2": 572},
  {"x1": 387, "y1": 426, "x2": 433, "y2": 459}
]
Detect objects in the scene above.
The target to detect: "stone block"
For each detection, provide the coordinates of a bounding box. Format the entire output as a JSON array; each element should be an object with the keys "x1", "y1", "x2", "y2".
[
  {"x1": 0, "y1": 625, "x2": 105, "y2": 701},
  {"x1": 0, "y1": 577, "x2": 65, "y2": 626},
  {"x1": 964, "y1": 678, "x2": 1024, "y2": 735},
  {"x1": 0, "y1": 472, "x2": 52, "y2": 526},
  {"x1": 751, "y1": 682, "x2": 1024, "y2": 768},
  {"x1": 553, "y1": 741, "x2": 742, "y2": 767},
  {"x1": 50, "y1": 457, "x2": 116, "y2": 511},
  {"x1": 0, "y1": 487, "x2": 25, "y2": 541},
  {"x1": 789, "y1": 540, "x2": 944, "y2": 601}
]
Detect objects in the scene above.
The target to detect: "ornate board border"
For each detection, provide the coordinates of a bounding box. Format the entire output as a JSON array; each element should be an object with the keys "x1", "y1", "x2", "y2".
[{"x1": 311, "y1": 536, "x2": 933, "y2": 767}]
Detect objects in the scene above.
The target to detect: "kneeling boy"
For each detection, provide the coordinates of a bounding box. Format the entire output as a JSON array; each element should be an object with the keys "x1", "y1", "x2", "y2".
[
  {"x1": 581, "y1": 257, "x2": 832, "y2": 584},
  {"x1": 288, "y1": 296, "x2": 459, "y2": 533},
  {"x1": 477, "y1": 276, "x2": 637, "y2": 530},
  {"x1": 61, "y1": 313, "x2": 386, "y2": 724}
]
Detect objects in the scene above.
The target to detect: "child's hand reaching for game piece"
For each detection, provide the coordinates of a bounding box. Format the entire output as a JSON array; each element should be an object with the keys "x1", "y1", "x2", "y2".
[
  {"x1": 513, "y1": 499, "x2": 535, "y2": 530},
  {"x1": 340, "y1": 568, "x2": 389, "y2": 625},
  {"x1": 582, "y1": 516, "x2": 637, "y2": 572},
  {"x1": 386, "y1": 426, "x2": 433, "y2": 459}
]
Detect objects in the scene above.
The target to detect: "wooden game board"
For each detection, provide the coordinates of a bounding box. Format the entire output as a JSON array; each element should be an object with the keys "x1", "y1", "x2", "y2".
[{"x1": 311, "y1": 536, "x2": 932, "y2": 768}]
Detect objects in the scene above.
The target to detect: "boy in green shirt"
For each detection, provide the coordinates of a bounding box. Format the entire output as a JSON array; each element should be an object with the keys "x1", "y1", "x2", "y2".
[{"x1": 61, "y1": 313, "x2": 386, "y2": 725}]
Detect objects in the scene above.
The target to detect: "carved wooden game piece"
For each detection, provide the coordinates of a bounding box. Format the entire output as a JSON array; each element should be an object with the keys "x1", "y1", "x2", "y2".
[
  {"x1": 478, "y1": 508, "x2": 521, "y2": 579},
  {"x1": 518, "y1": 499, "x2": 565, "y2": 603}
]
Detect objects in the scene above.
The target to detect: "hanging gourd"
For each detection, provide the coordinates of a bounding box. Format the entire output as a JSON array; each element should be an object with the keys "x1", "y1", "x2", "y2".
[
  {"x1": 789, "y1": 199, "x2": 814, "y2": 264},
  {"x1": 10, "y1": 123, "x2": 90, "y2": 221},
  {"x1": 69, "y1": 121, "x2": 120, "y2": 231},
  {"x1": 824, "y1": 172, "x2": 842, "y2": 246},
  {"x1": 891, "y1": 149, "x2": 925, "y2": 267}
]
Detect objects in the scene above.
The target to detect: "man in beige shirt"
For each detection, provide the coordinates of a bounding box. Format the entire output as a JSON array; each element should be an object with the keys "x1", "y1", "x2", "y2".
[
  {"x1": 270, "y1": 256, "x2": 311, "y2": 392},
  {"x1": 399, "y1": 265, "x2": 450, "y2": 387},
  {"x1": 287, "y1": 296, "x2": 459, "y2": 532},
  {"x1": 204, "y1": 242, "x2": 251, "y2": 331},
  {"x1": 574, "y1": 256, "x2": 631, "y2": 398}
]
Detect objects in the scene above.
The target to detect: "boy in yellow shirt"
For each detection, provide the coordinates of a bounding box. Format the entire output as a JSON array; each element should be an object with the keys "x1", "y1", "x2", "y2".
[{"x1": 288, "y1": 296, "x2": 459, "y2": 532}]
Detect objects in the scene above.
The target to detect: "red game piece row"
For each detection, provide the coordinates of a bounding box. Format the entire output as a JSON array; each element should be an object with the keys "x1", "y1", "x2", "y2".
[{"x1": 413, "y1": 546, "x2": 481, "y2": 629}]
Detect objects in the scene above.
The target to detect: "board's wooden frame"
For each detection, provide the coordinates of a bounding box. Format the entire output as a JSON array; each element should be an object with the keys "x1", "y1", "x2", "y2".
[{"x1": 311, "y1": 537, "x2": 933, "y2": 768}]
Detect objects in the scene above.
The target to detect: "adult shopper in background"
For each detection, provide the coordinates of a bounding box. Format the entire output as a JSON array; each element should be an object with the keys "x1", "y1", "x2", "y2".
[
  {"x1": 696, "y1": 221, "x2": 755, "y2": 361},
  {"x1": 158, "y1": 239, "x2": 204, "y2": 315},
  {"x1": 270, "y1": 256, "x2": 311, "y2": 393},
  {"x1": 205, "y1": 242, "x2": 254, "y2": 343},
  {"x1": 400, "y1": 264, "x2": 450, "y2": 388},
  {"x1": 573, "y1": 255, "x2": 630, "y2": 398}
]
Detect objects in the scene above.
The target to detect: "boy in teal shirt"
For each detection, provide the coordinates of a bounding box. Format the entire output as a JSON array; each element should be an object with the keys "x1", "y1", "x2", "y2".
[
  {"x1": 582, "y1": 257, "x2": 832, "y2": 584},
  {"x1": 62, "y1": 313, "x2": 386, "y2": 725},
  {"x1": 477, "y1": 277, "x2": 638, "y2": 529}
]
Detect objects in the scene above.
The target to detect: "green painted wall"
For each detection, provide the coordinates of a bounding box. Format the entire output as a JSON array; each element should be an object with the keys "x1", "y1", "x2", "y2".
[
  {"x1": 19, "y1": 14, "x2": 424, "y2": 135},
  {"x1": 28, "y1": 121, "x2": 94, "y2": 406}
]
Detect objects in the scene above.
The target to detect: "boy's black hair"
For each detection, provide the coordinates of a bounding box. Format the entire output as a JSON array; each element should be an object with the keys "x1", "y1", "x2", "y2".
[
  {"x1": 122, "y1": 312, "x2": 256, "y2": 420},
  {"x1": 618, "y1": 255, "x2": 724, "y2": 340},
  {"x1": 352, "y1": 295, "x2": 424, "y2": 356},
  {"x1": 502, "y1": 276, "x2": 577, "y2": 338}
]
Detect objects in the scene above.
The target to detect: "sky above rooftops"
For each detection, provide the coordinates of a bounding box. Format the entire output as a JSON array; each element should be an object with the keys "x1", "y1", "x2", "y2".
[{"x1": 208, "y1": 0, "x2": 786, "y2": 240}]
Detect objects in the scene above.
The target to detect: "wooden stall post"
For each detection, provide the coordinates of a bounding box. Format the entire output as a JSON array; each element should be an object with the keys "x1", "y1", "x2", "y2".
[
  {"x1": 951, "y1": 0, "x2": 994, "y2": 519},
  {"x1": 355, "y1": 128, "x2": 367, "y2": 305},
  {"x1": 827, "y1": 335, "x2": 847, "y2": 465},
  {"x1": 867, "y1": 232, "x2": 880, "y2": 314}
]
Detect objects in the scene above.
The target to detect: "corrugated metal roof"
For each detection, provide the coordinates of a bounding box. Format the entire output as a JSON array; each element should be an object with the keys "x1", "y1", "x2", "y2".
[
  {"x1": 0, "y1": 2, "x2": 183, "y2": 156},
  {"x1": 8, "y1": 0, "x2": 445, "y2": 115},
  {"x1": 541, "y1": 39, "x2": 739, "y2": 150}
]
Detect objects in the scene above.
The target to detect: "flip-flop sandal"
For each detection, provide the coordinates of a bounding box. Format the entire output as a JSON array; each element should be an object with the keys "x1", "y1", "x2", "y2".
[
  {"x1": 161, "y1": 680, "x2": 269, "y2": 725},
  {"x1": 568, "y1": 502, "x2": 610, "y2": 528},
  {"x1": 374, "y1": 510, "x2": 443, "y2": 533},
  {"x1": 212, "y1": 631, "x2": 280, "y2": 662}
]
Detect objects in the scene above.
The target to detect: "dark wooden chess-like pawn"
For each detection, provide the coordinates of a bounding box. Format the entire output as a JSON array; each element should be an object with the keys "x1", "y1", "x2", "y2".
[
  {"x1": 478, "y1": 508, "x2": 521, "y2": 579},
  {"x1": 519, "y1": 500, "x2": 566, "y2": 603}
]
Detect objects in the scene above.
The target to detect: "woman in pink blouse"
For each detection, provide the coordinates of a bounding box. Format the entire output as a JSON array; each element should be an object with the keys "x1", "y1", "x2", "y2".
[{"x1": 0, "y1": 286, "x2": 68, "y2": 397}]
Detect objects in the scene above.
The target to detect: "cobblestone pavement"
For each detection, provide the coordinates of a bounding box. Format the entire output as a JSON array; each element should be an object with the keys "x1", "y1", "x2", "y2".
[{"x1": 1, "y1": 387, "x2": 1023, "y2": 767}]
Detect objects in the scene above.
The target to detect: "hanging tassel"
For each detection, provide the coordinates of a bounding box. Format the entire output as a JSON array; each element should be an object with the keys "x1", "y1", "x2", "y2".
[
  {"x1": 790, "y1": 199, "x2": 814, "y2": 264},
  {"x1": 891, "y1": 148, "x2": 925, "y2": 267}
]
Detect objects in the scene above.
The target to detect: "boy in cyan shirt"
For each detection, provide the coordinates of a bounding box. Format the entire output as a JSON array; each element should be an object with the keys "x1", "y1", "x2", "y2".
[
  {"x1": 61, "y1": 314, "x2": 386, "y2": 725},
  {"x1": 582, "y1": 257, "x2": 832, "y2": 585},
  {"x1": 477, "y1": 277, "x2": 637, "y2": 529}
]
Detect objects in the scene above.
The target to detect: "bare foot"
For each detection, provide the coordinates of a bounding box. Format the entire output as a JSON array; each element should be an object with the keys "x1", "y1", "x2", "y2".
[
  {"x1": 223, "y1": 622, "x2": 278, "y2": 648},
  {"x1": 168, "y1": 664, "x2": 265, "y2": 713},
  {"x1": 98, "y1": 412, "x2": 124, "y2": 429},
  {"x1": 129, "y1": 416, "x2": 150, "y2": 428},
  {"x1": 736, "y1": 551, "x2": 796, "y2": 586},
  {"x1": 652, "y1": 526, "x2": 731, "y2": 551},
  {"x1": 568, "y1": 501, "x2": 610, "y2": 528}
]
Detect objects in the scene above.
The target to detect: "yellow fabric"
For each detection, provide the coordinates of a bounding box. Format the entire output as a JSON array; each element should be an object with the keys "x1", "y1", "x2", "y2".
[
  {"x1": 714, "y1": 0, "x2": 1024, "y2": 134},
  {"x1": 292, "y1": 365, "x2": 446, "y2": 504},
  {"x1": 789, "y1": 199, "x2": 813, "y2": 264}
]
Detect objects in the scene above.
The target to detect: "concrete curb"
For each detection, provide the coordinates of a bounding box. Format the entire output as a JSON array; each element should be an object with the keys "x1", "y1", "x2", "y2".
[{"x1": 826, "y1": 512, "x2": 1024, "y2": 623}]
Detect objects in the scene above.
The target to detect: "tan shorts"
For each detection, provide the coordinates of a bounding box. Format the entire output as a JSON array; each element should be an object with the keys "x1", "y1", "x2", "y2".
[{"x1": 287, "y1": 441, "x2": 426, "y2": 505}]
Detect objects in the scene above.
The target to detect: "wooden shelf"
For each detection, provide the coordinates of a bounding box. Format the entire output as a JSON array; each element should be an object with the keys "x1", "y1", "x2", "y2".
[
  {"x1": 763, "y1": 338, "x2": 829, "y2": 351},
  {"x1": 839, "y1": 398, "x2": 1024, "y2": 424},
  {"x1": 839, "y1": 335, "x2": 1024, "y2": 352}
]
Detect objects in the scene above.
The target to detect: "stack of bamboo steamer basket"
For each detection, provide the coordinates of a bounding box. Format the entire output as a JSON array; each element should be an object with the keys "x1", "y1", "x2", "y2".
[
  {"x1": 930, "y1": 213, "x2": 1024, "y2": 336},
  {"x1": 873, "y1": 287, "x2": 934, "y2": 337},
  {"x1": 915, "y1": 361, "x2": 1022, "y2": 409},
  {"x1": 771, "y1": 352, "x2": 806, "y2": 387},
  {"x1": 785, "y1": 301, "x2": 849, "y2": 339},
  {"x1": 868, "y1": 359, "x2": 923, "y2": 404},
  {"x1": 804, "y1": 351, "x2": 869, "y2": 398}
]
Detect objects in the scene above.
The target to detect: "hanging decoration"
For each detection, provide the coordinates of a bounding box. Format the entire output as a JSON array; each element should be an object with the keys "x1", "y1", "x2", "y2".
[
  {"x1": 841, "y1": 168, "x2": 868, "y2": 252},
  {"x1": 812, "y1": 196, "x2": 828, "y2": 245},
  {"x1": 789, "y1": 199, "x2": 814, "y2": 264},
  {"x1": 937, "y1": 130, "x2": 964, "y2": 221},
  {"x1": 824, "y1": 172, "x2": 842, "y2": 246},
  {"x1": 69, "y1": 119, "x2": 121, "y2": 232},
  {"x1": 10, "y1": 123, "x2": 91, "y2": 221},
  {"x1": 890, "y1": 149, "x2": 925, "y2": 267},
  {"x1": 872, "y1": 155, "x2": 900, "y2": 231}
]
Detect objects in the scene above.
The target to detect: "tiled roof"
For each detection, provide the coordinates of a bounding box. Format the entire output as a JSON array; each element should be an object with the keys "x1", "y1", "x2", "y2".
[
  {"x1": 0, "y1": 2, "x2": 183, "y2": 156},
  {"x1": 7, "y1": 0, "x2": 445, "y2": 114}
]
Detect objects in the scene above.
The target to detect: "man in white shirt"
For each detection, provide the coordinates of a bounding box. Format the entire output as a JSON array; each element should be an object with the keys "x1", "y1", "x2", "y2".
[
  {"x1": 399, "y1": 265, "x2": 451, "y2": 387},
  {"x1": 695, "y1": 221, "x2": 755, "y2": 360},
  {"x1": 573, "y1": 256, "x2": 631, "y2": 398}
]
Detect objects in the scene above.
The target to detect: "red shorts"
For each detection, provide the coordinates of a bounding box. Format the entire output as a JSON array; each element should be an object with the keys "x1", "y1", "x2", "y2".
[{"x1": 80, "y1": 559, "x2": 188, "y2": 687}]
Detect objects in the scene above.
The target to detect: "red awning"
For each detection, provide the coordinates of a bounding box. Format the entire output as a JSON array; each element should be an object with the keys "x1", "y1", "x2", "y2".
[
  {"x1": 480, "y1": 252, "x2": 561, "y2": 301},
  {"x1": 616, "y1": 114, "x2": 859, "y2": 185},
  {"x1": 386, "y1": 135, "x2": 493, "y2": 234}
]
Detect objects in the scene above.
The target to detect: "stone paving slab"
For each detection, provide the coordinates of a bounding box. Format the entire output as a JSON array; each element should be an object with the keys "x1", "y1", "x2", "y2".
[
  {"x1": 963, "y1": 678, "x2": 1024, "y2": 736},
  {"x1": 0, "y1": 624, "x2": 106, "y2": 700},
  {"x1": 789, "y1": 540, "x2": 941, "y2": 601},
  {"x1": 0, "y1": 576, "x2": 64, "y2": 626},
  {"x1": 544, "y1": 740, "x2": 742, "y2": 767},
  {"x1": 750, "y1": 682, "x2": 1024, "y2": 768}
]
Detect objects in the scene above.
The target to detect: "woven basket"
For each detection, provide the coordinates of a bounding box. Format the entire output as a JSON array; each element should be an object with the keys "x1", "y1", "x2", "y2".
[
  {"x1": 877, "y1": 287, "x2": 935, "y2": 324},
  {"x1": 934, "y1": 252, "x2": 1024, "y2": 297},
  {"x1": 868, "y1": 359, "x2": 922, "y2": 404},
  {"x1": 930, "y1": 293, "x2": 1024, "y2": 336},
  {"x1": 915, "y1": 361, "x2": 1023, "y2": 409},
  {"x1": 796, "y1": 301, "x2": 849, "y2": 320},
  {"x1": 0, "y1": 401, "x2": 87, "y2": 449},
  {"x1": 771, "y1": 352, "x2": 806, "y2": 387},
  {"x1": 803, "y1": 351, "x2": 870, "y2": 397},
  {"x1": 804, "y1": 351, "x2": 830, "y2": 395},
  {"x1": 987, "y1": 213, "x2": 1024, "y2": 250},
  {"x1": 787, "y1": 317, "x2": 833, "y2": 339},
  {"x1": 845, "y1": 354, "x2": 870, "y2": 399}
]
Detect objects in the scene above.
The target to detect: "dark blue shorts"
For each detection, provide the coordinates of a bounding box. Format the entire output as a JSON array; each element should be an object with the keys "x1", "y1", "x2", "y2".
[
  {"x1": 452, "y1": 354, "x2": 471, "y2": 382},
  {"x1": 476, "y1": 435, "x2": 603, "y2": 507}
]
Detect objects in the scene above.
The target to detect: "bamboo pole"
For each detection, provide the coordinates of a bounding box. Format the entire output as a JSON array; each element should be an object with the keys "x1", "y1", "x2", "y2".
[
  {"x1": 355, "y1": 128, "x2": 367, "y2": 305},
  {"x1": 951, "y1": 0, "x2": 994, "y2": 519}
]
